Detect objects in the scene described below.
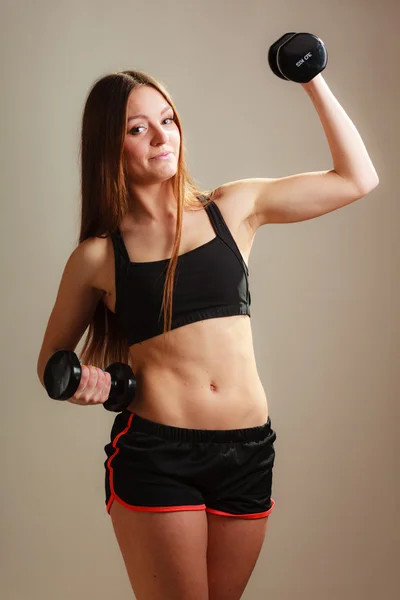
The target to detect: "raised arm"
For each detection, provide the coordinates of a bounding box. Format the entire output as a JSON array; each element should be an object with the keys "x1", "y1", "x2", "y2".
[{"x1": 214, "y1": 75, "x2": 379, "y2": 228}]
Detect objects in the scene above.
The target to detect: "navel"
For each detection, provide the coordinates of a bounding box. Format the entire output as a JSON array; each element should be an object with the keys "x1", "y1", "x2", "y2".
[{"x1": 210, "y1": 383, "x2": 218, "y2": 392}]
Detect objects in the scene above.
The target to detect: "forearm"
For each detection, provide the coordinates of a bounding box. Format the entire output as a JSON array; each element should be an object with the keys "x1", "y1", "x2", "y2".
[{"x1": 302, "y1": 74, "x2": 379, "y2": 191}]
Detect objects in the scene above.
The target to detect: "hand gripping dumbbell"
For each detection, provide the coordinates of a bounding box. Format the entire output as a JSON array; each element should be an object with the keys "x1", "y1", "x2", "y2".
[
  {"x1": 268, "y1": 32, "x2": 328, "y2": 83},
  {"x1": 43, "y1": 350, "x2": 137, "y2": 412}
]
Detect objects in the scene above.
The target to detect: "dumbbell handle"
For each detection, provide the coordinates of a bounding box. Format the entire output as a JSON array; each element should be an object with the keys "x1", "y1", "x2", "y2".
[{"x1": 43, "y1": 350, "x2": 136, "y2": 412}]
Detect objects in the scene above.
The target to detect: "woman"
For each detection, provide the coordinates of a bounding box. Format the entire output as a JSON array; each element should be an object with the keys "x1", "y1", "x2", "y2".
[{"x1": 37, "y1": 70, "x2": 378, "y2": 600}]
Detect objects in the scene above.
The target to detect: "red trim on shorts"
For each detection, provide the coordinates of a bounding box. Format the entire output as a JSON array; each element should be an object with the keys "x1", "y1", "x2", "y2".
[
  {"x1": 106, "y1": 412, "x2": 136, "y2": 513},
  {"x1": 107, "y1": 494, "x2": 206, "y2": 514},
  {"x1": 105, "y1": 412, "x2": 207, "y2": 515},
  {"x1": 205, "y1": 498, "x2": 275, "y2": 519}
]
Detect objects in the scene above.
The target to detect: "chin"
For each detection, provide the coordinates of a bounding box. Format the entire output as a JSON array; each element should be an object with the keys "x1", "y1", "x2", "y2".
[
  {"x1": 155, "y1": 165, "x2": 178, "y2": 180},
  {"x1": 149, "y1": 170, "x2": 178, "y2": 185}
]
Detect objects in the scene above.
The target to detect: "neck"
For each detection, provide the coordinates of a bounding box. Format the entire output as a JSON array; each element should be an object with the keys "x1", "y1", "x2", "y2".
[{"x1": 126, "y1": 181, "x2": 178, "y2": 225}]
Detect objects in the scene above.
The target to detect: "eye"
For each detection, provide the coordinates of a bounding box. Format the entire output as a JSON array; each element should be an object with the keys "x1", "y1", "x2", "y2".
[
  {"x1": 128, "y1": 116, "x2": 176, "y2": 135},
  {"x1": 164, "y1": 115, "x2": 176, "y2": 124},
  {"x1": 129, "y1": 125, "x2": 145, "y2": 135}
]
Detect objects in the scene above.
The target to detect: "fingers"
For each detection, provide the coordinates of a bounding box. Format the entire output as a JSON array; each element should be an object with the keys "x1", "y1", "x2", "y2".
[
  {"x1": 69, "y1": 365, "x2": 112, "y2": 406},
  {"x1": 94, "y1": 369, "x2": 112, "y2": 405}
]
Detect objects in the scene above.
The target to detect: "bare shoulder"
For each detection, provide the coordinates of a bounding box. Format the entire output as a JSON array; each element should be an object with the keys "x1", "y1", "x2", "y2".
[
  {"x1": 75, "y1": 235, "x2": 113, "y2": 293},
  {"x1": 75, "y1": 235, "x2": 109, "y2": 270}
]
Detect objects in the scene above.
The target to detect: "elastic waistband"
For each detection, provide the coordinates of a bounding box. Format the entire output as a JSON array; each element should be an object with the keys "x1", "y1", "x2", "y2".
[{"x1": 123, "y1": 410, "x2": 272, "y2": 443}]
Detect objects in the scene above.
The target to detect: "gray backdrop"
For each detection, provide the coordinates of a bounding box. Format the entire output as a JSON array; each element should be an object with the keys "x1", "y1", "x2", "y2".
[{"x1": 1, "y1": 0, "x2": 398, "y2": 598}]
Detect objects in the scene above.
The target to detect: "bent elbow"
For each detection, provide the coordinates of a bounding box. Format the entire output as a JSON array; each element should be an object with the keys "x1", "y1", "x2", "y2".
[{"x1": 360, "y1": 173, "x2": 380, "y2": 196}]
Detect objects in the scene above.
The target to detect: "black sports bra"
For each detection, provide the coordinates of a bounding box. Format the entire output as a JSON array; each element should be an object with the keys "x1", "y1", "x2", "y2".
[{"x1": 110, "y1": 199, "x2": 251, "y2": 346}]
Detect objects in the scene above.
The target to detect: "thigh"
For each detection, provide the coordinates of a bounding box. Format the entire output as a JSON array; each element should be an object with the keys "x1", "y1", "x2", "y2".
[
  {"x1": 206, "y1": 513, "x2": 269, "y2": 600},
  {"x1": 110, "y1": 500, "x2": 209, "y2": 600}
]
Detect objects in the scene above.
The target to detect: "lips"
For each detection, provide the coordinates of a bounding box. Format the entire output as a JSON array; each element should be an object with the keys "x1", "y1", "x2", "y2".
[{"x1": 151, "y1": 151, "x2": 173, "y2": 159}]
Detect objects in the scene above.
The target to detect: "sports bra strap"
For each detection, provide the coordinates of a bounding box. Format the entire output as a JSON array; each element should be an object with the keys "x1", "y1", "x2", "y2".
[
  {"x1": 110, "y1": 229, "x2": 130, "y2": 313},
  {"x1": 205, "y1": 201, "x2": 249, "y2": 276},
  {"x1": 111, "y1": 228, "x2": 130, "y2": 264}
]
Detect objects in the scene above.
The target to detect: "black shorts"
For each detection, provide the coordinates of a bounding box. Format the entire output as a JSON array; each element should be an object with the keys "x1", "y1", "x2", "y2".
[{"x1": 104, "y1": 410, "x2": 277, "y2": 520}]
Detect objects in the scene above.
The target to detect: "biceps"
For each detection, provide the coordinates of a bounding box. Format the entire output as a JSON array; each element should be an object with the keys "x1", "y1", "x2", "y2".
[{"x1": 253, "y1": 171, "x2": 363, "y2": 226}]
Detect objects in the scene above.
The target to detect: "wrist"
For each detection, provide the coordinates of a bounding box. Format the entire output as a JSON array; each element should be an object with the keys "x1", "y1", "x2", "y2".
[{"x1": 301, "y1": 73, "x2": 326, "y2": 92}]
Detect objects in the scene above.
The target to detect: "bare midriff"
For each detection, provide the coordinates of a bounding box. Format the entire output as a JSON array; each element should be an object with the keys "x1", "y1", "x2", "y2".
[{"x1": 125, "y1": 314, "x2": 268, "y2": 430}]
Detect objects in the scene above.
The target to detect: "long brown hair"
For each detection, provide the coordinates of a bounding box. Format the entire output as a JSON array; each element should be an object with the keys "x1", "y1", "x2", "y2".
[{"x1": 78, "y1": 70, "x2": 213, "y2": 369}]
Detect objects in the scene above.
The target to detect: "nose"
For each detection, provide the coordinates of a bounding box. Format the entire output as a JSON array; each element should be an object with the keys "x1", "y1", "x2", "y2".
[{"x1": 151, "y1": 124, "x2": 169, "y2": 146}]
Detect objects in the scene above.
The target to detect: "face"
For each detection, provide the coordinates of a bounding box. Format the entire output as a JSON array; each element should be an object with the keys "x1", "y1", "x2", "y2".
[{"x1": 123, "y1": 86, "x2": 181, "y2": 185}]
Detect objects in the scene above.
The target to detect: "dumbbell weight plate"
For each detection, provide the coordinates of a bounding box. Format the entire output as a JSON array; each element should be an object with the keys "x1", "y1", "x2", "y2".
[
  {"x1": 43, "y1": 350, "x2": 81, "y2": 400},
  {"x1": 268, "y1": 32, "x2": 297, "y2": 80},
  {"x1": 103, "y1": 362, "x2": 137, "y2": 412}
]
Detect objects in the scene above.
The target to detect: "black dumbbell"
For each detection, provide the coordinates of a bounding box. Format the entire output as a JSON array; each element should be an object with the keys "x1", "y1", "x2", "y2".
[
  {"x1": 268, "y1": 32, "x2": 328, "y2": 83},
  {"x1": 43, "y1": 350, "x2": 136, "y2": 412}
]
